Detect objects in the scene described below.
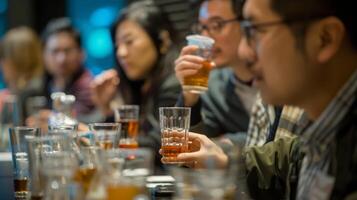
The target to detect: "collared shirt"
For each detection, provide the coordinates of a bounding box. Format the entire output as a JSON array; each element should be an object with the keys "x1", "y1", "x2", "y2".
[{"x1": 296, "y1": 70, "x2": 357, "y2": 200}]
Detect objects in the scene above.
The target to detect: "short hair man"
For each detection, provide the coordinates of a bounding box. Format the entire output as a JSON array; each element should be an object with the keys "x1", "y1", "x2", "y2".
[
  {"x1": 175, "y1": 0, "x2": 257, "y2": 139},
  {"x1": 42, "y1": 18, "x2": 95, "y2": 120},
  {"x1": 175, "y1": 0, "x2": 357, "y2": 199}
]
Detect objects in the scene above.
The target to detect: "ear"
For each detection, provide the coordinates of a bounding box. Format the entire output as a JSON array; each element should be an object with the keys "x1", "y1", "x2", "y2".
[
  {"x1": 159, "y1": 30, "x2": 172, "y2": 54},
  {"x1": 316, "y1": 17, "x2": 345, "y2": 63}
]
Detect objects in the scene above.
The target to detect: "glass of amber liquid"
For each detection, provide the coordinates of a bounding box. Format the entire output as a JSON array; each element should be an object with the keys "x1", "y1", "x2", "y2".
[
  {"x1": 89, "y1": 123, "x2": 121, "y2": 150},
  {"x1": 9, "y1": 127, "x2": 40, "y2": 200},
  {"x1": 183, "y1": 35, "x2": 215, "y2": 94},
  {"x1": 114, "y1": 105, "x2": 139, "y2": 149},
  {"x1": 159, "y1": 107, "x2": 191, "y2": 164}
]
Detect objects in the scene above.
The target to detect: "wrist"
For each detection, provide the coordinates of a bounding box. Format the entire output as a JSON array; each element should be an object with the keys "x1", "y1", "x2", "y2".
[{"x1": 183, "y1": 91, "x2": 200, "y2": 107}]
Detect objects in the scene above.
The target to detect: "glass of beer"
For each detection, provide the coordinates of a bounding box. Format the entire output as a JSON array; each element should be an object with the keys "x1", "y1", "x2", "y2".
[
  {"x1": 9, "y1": 126, "x2": 41, "y2": 200},
  {"x1": 183, "y1": 35, "x2": 215, "y2": 94},
  {"x1": 159, "y1": 107, "x2": 191, "y2": 164},
  {"x1": 114, "y1": 105, "x2": 139, "y2": 149},
  {"x1": 89, "y1": 123, "x2": 121, "y2": 150}
]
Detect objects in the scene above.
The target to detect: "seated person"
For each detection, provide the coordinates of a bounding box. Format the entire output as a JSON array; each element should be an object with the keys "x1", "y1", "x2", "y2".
[
  {"x1": 175, "y1": 0, "x2": 257, "y2": 139},
  {"x1": 90, "y1": 0, "x2": 181, "y2": 169},
  {"x1": 163, "y1": 0, "x2": 357, "y2": 199}
]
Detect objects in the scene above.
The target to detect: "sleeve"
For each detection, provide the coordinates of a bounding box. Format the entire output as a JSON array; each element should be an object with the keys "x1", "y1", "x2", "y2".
[{"x1": 244, "y1": 136, "x2": 300, "y2": 199}]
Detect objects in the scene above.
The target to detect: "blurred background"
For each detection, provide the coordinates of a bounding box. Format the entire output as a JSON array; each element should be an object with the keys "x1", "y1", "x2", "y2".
[{"x1": 0, "y1": 0, "x2": 198, "y2": 89}]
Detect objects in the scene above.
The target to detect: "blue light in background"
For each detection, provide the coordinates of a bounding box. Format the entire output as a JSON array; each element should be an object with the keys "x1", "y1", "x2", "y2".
[
  {"x1": 87, "y1": 28, "x2": 113, "y2": 59},
  {"x1": 90, "y1": 7, "x2": 117, "y2": 27},
  {"x1": 0, "y1": 0, "x2": 7, "y2": 14}
]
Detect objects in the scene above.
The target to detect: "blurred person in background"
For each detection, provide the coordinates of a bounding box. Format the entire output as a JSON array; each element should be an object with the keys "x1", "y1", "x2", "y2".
[
  {"x1": 90, "y1": 0, "x2": 181, "y2": 169},
  {"x1": 0, "y1": 27, "x2": 43, "y2": 151},
  {"x1": 0, "y1": 26, "x2": 43, "y2": 120},
  {"x1": 175, "y1": 0, "x2": 257, "y2": 141},
  {"x1": 41, "y1": 18, "x2": 95, "y2": 120}
]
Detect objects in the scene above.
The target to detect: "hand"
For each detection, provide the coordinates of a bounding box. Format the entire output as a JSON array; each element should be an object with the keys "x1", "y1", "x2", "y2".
[
  {"x1": 175, "y1": 46, "x2": 216, "y2": 106},
  {"x1": 90, "y1": 69, "x2": 120, "y2": 116},
  {"x1": 160, "y1": 132, "x2": 228, "y2": 169}
]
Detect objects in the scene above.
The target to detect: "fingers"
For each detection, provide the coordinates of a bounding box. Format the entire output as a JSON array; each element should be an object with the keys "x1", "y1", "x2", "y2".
[
  {"x1": 180, "y1": 45, "x2": 199, "y2": 56},
  {"x1": 91, "y1": 69, "x2": 120, "y2": 88}
]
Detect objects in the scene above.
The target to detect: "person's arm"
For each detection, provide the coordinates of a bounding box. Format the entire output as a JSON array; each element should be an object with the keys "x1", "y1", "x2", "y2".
[{"x1": 244, "y1": 136, "x2": 301, "y2": 199}]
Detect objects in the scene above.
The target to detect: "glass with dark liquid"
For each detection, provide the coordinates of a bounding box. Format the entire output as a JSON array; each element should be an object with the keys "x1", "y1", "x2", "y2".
[
  {"x1": 159, "y1": 107, "x2": 191, "y2": 164},
  {"x1": 9, "y1": 127, "x2": 41, "y2": 199},
  {"x1": 183, "y1": 35, "x2": 215, "y2": 94},
  {"x1": 114, "y1": 105, "x2": 139, "y2": 148}
]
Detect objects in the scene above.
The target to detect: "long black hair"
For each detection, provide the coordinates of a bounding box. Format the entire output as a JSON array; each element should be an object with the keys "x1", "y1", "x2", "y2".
[{"x1": 112, "y1": 0, "x2": 178, "y2": 105}]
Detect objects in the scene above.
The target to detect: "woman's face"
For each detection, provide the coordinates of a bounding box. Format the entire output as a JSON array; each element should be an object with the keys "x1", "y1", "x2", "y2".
[{"x1": 115, "y1": 20, "x2": 158, "y2": 80}]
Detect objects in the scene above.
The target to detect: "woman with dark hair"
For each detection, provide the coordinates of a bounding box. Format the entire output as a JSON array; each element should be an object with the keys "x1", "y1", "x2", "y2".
[{"x1": 91, "y1": 0, "x2": 181, "y2": 167}]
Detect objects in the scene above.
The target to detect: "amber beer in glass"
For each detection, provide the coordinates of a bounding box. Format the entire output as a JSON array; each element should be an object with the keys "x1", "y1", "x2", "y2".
[
  {"x1": 183, "y1": 35, "x2": 215, "y2": 94},
  {"x1": 89, "y1": 123, "x2": 121, "y2": 150},
  {"x1": 115, "y1": 105, "x2": 139, "y2": 148},
  {"x1": 159, "y1": 107, "x2": 191, "y2": 164}
]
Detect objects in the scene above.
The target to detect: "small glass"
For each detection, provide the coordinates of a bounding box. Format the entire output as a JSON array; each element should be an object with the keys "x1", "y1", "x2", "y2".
[
  {"x1": 89, "y1": 123, "x2": 121, "y2": 150},
  {"x1": 159, "y1": 107, "x2": 191, "y2": 164},
  {"x1": 114, "y1": 105, "x2": 139, "y2": 149},
  {"x1": 9, "y1": 127, "x2": 40, "y2": 199},
  {"x1": 183, "y1": 35, "x2": 215, "y2": 94}
]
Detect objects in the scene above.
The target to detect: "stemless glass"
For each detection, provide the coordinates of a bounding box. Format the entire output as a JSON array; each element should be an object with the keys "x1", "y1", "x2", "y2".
[
  {"x1": 114, "y1": 105, "x2": 139, "y2": 149},
  {"x1": 89, "y1": 123, "x2": 121, "y2": 150},
  {"x1": 159, "y1": 107, "x2": 191, "y2": 164},
  {"x1": 26, "y1": 135, "x2": 72, "y2": 199},
  {"x1": 183, "y1": 35, "x2": 215, "y2": 94},
  {"x1": 9, "y1": 127, "x2": 40, "y2": 199}
]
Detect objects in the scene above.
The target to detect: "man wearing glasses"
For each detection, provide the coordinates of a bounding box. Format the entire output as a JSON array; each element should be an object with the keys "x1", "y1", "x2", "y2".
[
  {"x1": 175, "y1": 0, "x2": 257, "y2": 140},
  {"x1": 175, "y1": 0, "x2": 357, "y2": 199}
]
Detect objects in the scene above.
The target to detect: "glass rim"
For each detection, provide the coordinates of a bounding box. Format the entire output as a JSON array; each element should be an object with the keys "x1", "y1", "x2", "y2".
[{"x1": 159, "y1": 107, "x2": 191, "y2": 111}]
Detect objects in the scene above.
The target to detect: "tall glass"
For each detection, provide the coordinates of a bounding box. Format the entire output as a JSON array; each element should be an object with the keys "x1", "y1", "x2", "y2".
[
  {"x1": 89, "y1": 123, "x2": 121, "y2": 150},
  {"x1": 0, "y1": 95, "x2": 21, "y2": 151},
  {"x1": 159, "y1": 107, "x2": 191, "y2": 164},
  {"x1": 183, "y1": 35, "x2": 215, "y2": 94},
  {"x1": 9, "y1": 127, "x2": 40, "y2": 199},
  {"x1": 26, "y1": 135, "x2": 72, "y2": 199},
  {"x1": 114, "y1": 105, "x2": 139, "y2": 149}
]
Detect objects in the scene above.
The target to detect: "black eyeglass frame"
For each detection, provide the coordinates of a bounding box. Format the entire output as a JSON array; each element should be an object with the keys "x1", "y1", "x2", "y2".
[{"x1": 192, "y1": 17, "x2": 239, "y2": 35}]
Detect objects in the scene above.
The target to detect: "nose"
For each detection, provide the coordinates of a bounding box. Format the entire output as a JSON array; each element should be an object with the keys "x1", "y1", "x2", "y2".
[
  {"x1": 55, "y1": 51, "x2": 67, "y2": 64},
  {"x1": 238, "y1": 37, "x2": 256, "y2": 67},
  {"x1": 117, "y1": 44, "x2": 128, "y2": 59}
]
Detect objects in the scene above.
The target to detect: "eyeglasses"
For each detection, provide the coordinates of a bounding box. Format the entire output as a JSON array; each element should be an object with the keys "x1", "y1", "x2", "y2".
[
  {"x1": 240, "y1": 15, "x2": 332, "y2": 48},
  {"x1": 192, "y1": 18, "x2": 238, "y2": 35}
]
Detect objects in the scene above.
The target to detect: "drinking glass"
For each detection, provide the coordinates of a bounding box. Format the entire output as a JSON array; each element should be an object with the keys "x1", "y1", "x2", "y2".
[
  {"x1": 26, "y1": 135, "x2": 72, "y2": 199},
  {"x1": 9, "y1": 127, "x2": 40, "y2": 199},
  {"x1": 89, "y1": 123, "x2": 121, "y2": 150},
  {"x1": 159, "y1": 107, "x2": 191, "y2": 164},
  {"x1": 114, "y1": 105, "x2": 139, "y2": 149},
  {"x1": 183, "y1": 35, "x2": 215, "y2": 94}
]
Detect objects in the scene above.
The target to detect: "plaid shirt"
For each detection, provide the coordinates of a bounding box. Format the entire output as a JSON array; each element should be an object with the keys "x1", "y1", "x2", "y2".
[
  {"x1": 296, "y1": 70, "x2": 357, "y2": 200},
  {"x1": 245, "y1": 94, "x2": 304, "y2": 147},
  {"x1": 245, "y1": 94, "x2": 274, "y2": 147}
]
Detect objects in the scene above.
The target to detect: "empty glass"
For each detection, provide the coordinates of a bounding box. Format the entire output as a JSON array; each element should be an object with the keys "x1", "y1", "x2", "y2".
[
  {"x1": 159, "y1": 107, "x2": 191, "y2": 164},
  {"x1": 26, "y1": 135, "x2": 72, "y2": 199},
  {"x1": 114, "y1": 105, "x2": 139, "y2": 149},
  {"x1": 89, "y1": 123, "x2": 121, "y2": 150},
  {"x1": 9, "y1": 126, "x2": 40, "y2": 199}
]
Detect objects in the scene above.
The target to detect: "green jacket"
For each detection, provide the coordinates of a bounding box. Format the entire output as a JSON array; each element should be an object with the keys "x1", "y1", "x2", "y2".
[{"x1": 245, "y1": 98, "x2": 357, "y2": 199}]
